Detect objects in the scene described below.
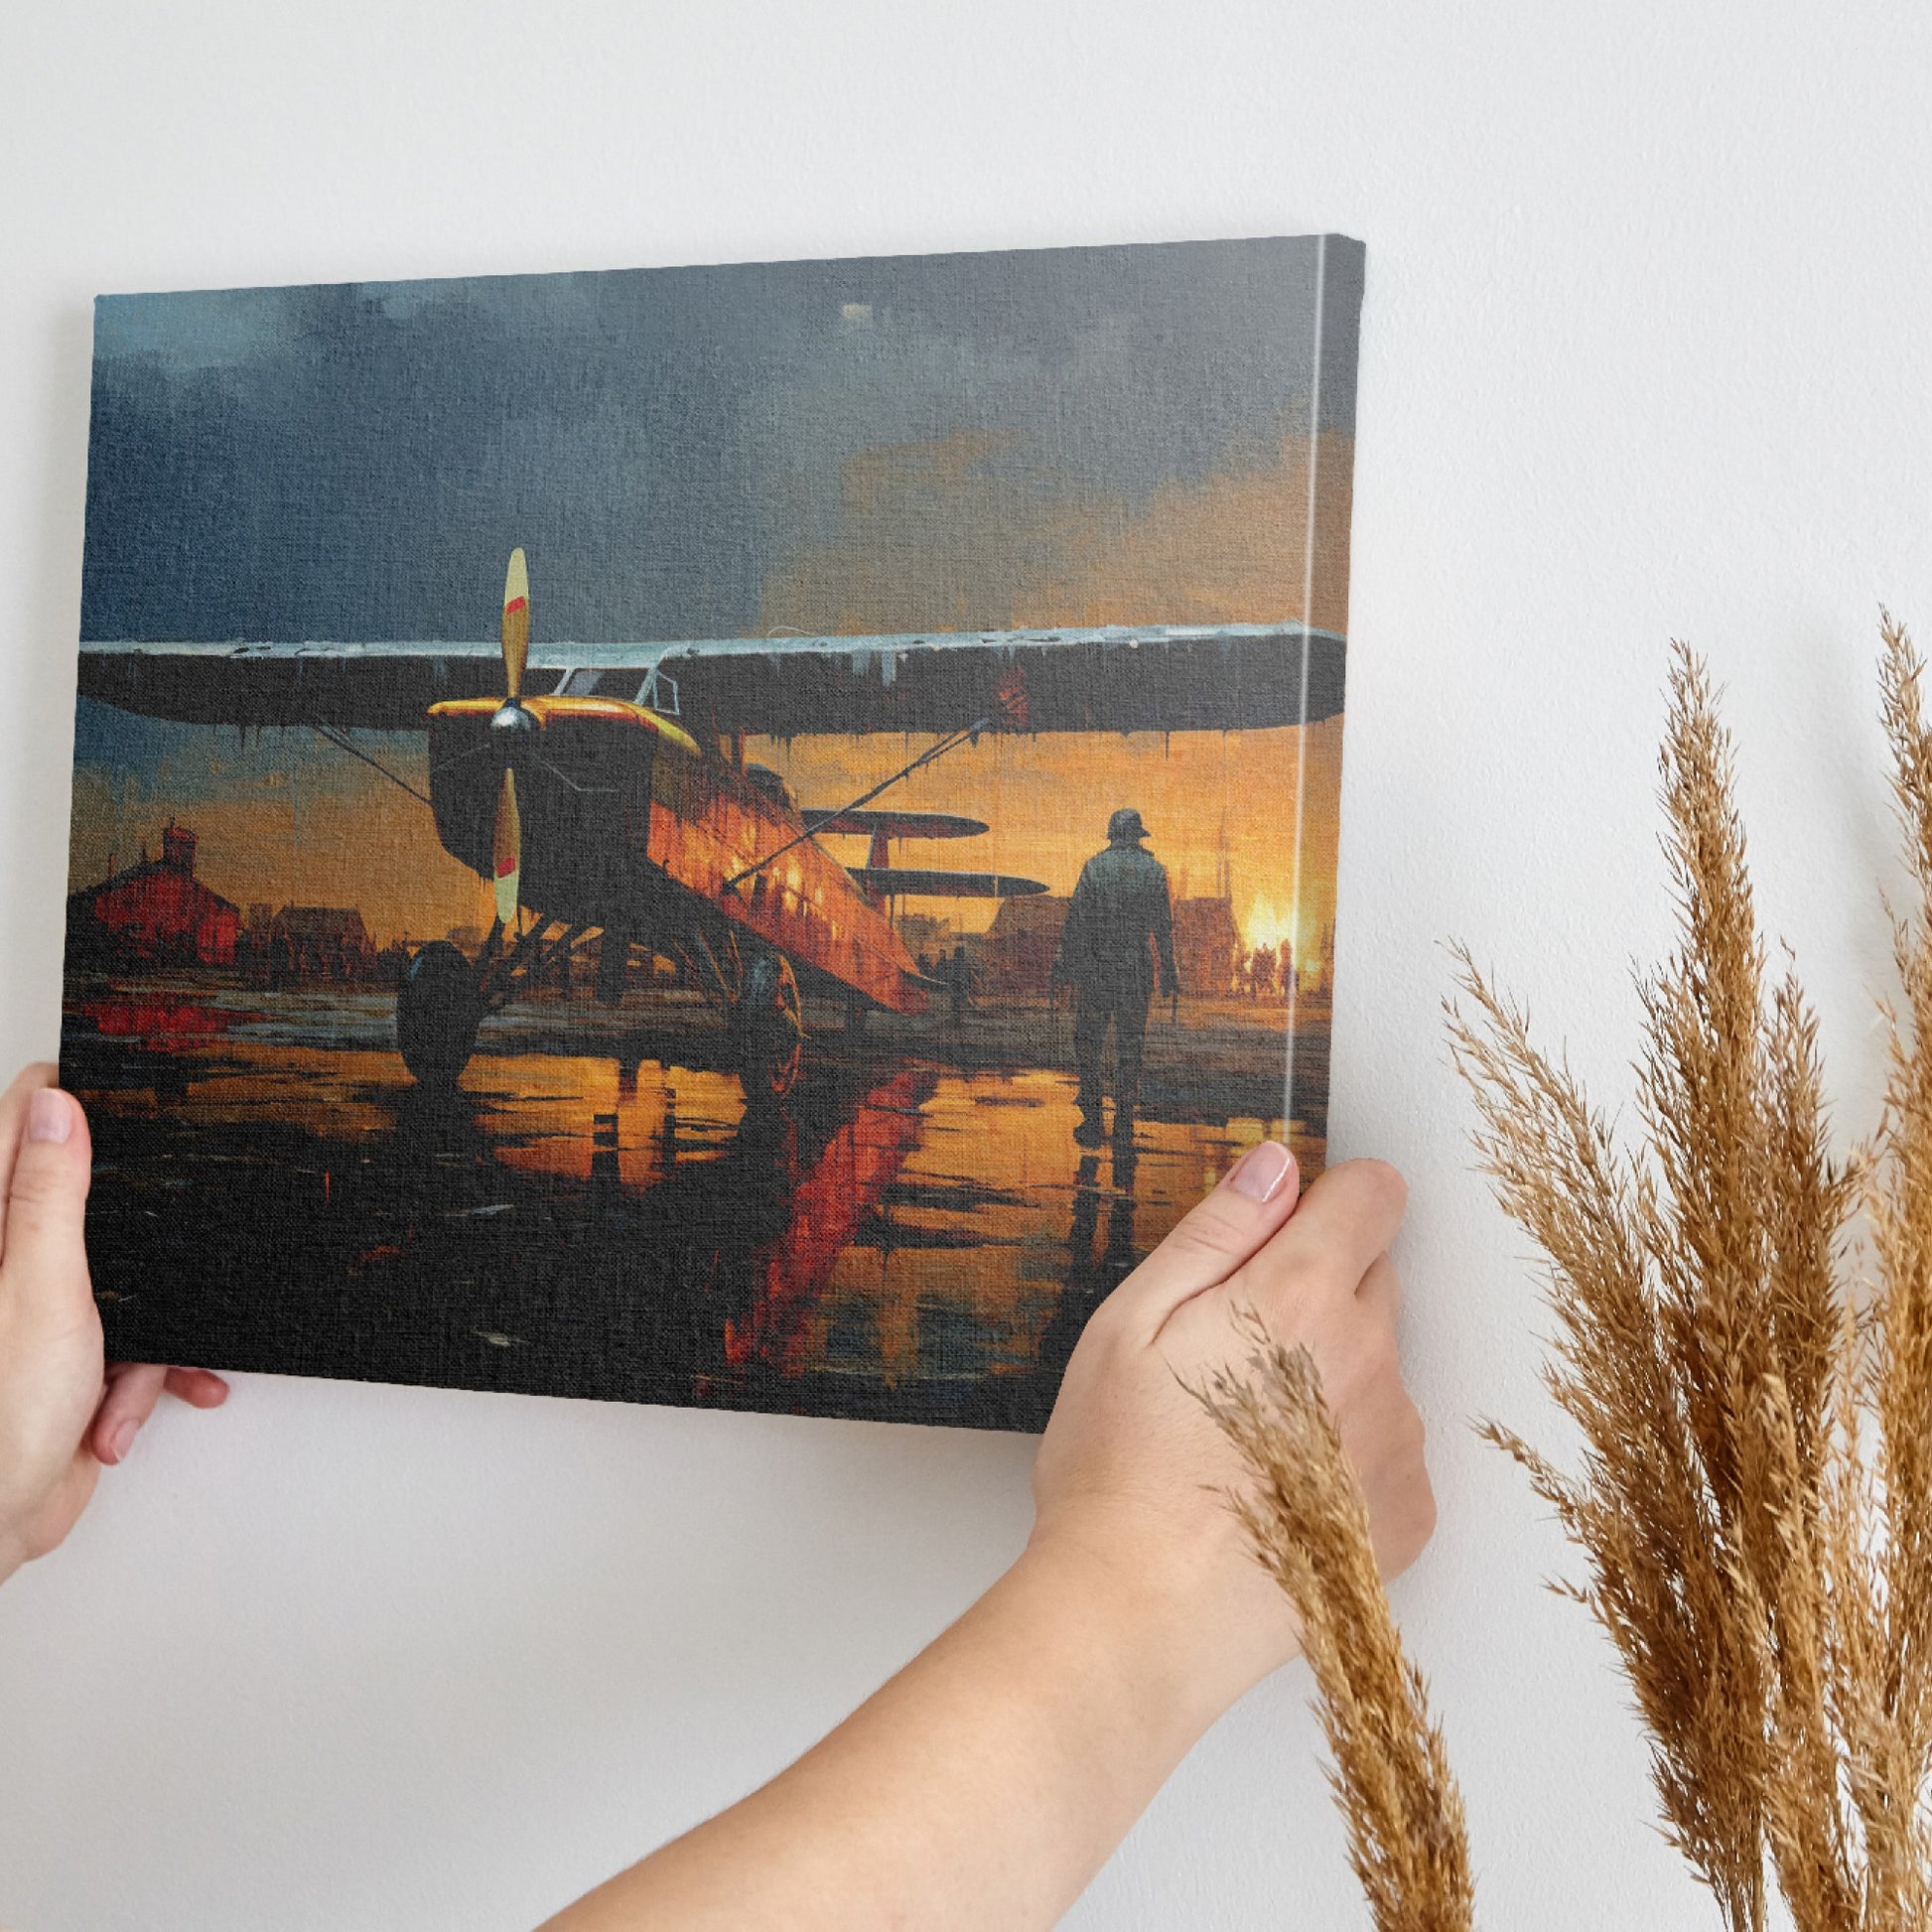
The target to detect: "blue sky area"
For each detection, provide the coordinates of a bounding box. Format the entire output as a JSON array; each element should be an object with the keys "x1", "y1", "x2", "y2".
[{"x1": 81, "y1": 235, "x2": 1360, "y2": 645}]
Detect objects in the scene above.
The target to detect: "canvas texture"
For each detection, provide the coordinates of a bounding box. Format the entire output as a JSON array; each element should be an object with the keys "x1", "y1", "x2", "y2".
[{"x1": 62, "y1": 234, "x2": 1363, "y2": 1431}]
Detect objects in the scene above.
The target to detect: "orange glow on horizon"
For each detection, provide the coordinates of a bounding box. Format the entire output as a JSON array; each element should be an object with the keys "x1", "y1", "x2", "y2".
[{"x1": 69, "y1": 717, "x2": 1342, "y2": 958}]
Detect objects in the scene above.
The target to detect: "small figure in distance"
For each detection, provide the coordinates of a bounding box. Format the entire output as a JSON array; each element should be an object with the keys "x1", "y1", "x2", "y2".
[{"x1": 947, "y1": 942, "x2": 976, "y2": 1027}]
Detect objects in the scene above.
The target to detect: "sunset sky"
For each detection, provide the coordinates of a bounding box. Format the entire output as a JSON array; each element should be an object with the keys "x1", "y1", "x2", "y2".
[{"x1": 68, "y1": 709, "x2": 1342, "y2": 955}]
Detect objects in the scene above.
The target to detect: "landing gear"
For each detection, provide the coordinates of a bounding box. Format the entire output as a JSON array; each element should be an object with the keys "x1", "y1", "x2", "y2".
[
  {"x1": 669, "y1": 930, "x2": 809, "y2": 1108},
  {"x1": 396, "y1": 940, "x2": 483, "y2": 1087},
  {"x1": 739, "y1": 951, "x2": 804, "y2": 1105},
  {"x1": 395, "y1": 915, "x2": 808, "y2": 1109},
  {"x1": 396, "y1": 917, "x2": 595, "y2": 1089}
]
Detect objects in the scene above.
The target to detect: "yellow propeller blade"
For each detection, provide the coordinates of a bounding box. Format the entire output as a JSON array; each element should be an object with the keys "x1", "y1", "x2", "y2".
[
  {"x1": 500, "y1": 547, "x2": 530, "y2": 704},
  {"x1": 492, "y1": 765, "x2": 521, "y2": 926}
]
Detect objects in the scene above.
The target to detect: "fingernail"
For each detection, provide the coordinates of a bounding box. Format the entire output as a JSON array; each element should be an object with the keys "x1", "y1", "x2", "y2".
[
  {"x1": 27, "y1": 1089, "x2": 73, "y2": 1145},
  {"x1": 1225, "y1": 1141, "x2": 1294, "y2": 1202},
  {"x1": 107, "y1": 1418, "x2": 138, "y2": 1463}
]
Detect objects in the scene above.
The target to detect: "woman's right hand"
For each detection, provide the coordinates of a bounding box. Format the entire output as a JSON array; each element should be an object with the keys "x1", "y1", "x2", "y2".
[{"x1": 1029, "y1": 1144, "x2": 1435, "y2": 1723}]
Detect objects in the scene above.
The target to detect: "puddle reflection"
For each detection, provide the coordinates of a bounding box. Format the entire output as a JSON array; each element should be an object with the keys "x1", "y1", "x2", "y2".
[{"x1": 69, "y1": 986, "x2": 1289, "y2": 1430}]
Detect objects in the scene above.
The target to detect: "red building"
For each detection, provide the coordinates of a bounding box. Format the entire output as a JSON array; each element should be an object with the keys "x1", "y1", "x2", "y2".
[{"x1": 67, "y1": 824, "x2": 239, "y2": 968}]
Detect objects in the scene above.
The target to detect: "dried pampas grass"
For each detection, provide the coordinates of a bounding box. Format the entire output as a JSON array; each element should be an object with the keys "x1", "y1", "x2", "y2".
[
  {"x1": 1200, "y1": 1314, "x2": 1474, "y2": 1932},
  {"x1": 1209, "y1": 619, "x2": 1932, "y2": 1931},
  {"x1": 1448, "y1": 621, "x2": 1932, "y2": 1930}
]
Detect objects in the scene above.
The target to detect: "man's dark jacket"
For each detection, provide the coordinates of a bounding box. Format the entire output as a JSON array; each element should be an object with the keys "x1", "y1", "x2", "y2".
[{"x1": 1052, "y1": 843, "x2": 1179, "y2": 996}]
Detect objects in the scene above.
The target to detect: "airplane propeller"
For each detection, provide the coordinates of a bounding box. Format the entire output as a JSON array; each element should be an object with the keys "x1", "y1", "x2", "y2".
[
  {"x1": 499, "y1": 545, "x2": 530, "y2": 707},
  {"x1": 489, "y1": 547, "x2": 533, "y2": 924},
  {"x1": 493, "y1": 765, "x2": 521, "y2": 927}
]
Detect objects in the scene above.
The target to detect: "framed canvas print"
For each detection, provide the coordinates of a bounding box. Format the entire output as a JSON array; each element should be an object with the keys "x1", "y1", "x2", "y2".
[{"x1": 62, "y1": 233, "x2": 1363, "y2": 1430}]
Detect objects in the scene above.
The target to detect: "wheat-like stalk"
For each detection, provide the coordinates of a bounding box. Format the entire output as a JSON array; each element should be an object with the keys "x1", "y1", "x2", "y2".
[{"x1": 1199, "y1": 1313, "x2": 1475, "y2": 1932}]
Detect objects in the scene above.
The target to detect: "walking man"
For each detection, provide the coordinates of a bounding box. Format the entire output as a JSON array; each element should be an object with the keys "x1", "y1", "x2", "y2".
[{"x1": 1051, "y1": 808, "x2": 1179, "y2": 1148}]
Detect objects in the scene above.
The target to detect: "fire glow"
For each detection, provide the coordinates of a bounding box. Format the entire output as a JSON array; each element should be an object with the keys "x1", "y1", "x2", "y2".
[{"x1": 1243, "y1": 895, "x2": 1300, "y2": 954}]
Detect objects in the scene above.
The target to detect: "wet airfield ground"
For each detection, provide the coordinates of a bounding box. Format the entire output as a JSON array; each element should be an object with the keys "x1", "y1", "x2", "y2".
[{"x1": 64, "y1": 978, "x2": 1322, "y2": 1432}]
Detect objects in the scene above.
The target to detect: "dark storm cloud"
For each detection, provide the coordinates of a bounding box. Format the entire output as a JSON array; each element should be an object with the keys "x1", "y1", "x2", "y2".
[{"x1": 81, "y1": 235, "x2": 1359, "y2": 644}]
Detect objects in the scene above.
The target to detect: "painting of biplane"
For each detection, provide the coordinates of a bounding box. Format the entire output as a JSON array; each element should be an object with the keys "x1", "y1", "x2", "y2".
[{"x1": 63, "y1": 234, "x2": 1364, "y2": 1430}]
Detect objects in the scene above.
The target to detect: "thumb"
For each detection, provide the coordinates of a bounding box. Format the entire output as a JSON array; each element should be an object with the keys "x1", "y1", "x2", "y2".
[
  {"x1": 1, "y1": 1083, "x2": 95, "y2": 1329},
  {"x1": 1101, "y1": 1140, "x2": 1301, "y2": 1335}
]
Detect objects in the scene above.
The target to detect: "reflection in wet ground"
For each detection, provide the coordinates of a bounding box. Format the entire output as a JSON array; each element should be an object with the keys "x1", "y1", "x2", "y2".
[{"x1": 67, "y1": 982, "x2": 1298, "y2": 1431}]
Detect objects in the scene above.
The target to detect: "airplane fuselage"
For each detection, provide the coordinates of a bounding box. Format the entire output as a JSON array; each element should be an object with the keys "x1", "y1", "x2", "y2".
[{"x1": 426, "y1": 696, "x2": 926, "y2": 1013}]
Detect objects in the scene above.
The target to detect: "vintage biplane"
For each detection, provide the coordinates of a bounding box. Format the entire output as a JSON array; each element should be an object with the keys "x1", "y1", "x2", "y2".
[{"x1": 76, "y1": 551, "x2": 1346, "y2": 1103}]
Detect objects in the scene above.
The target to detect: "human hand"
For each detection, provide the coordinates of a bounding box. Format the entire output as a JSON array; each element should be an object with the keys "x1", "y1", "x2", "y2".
[
  {"x1": 0, "y1": 1064, "x2": 228, "y2": 1584},
  {"x1": 1028, "y1": 1146, "x2": 1433, "y2": 1724}
]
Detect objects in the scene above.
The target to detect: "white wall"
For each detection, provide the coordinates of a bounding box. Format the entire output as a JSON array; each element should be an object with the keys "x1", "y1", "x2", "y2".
[{"x1": 3, "y1": 2, "x2": 1928, "y2": 1924}]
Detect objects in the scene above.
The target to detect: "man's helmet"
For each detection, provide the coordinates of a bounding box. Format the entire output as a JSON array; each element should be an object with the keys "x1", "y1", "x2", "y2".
[{"x1": 1106, "y1": 807, "x2": 1150, "y2": 845}]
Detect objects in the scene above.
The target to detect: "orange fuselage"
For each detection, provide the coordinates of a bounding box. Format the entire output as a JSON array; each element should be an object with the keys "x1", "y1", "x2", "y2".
[{"x1": 426, "y1": 696, "x2": 924, "y2": 1013}]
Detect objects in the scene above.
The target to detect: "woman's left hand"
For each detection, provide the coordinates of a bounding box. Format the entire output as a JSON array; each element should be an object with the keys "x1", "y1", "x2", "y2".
[{"x1": 0, "y1": 1063, "x2": 228, "y2": 1585}]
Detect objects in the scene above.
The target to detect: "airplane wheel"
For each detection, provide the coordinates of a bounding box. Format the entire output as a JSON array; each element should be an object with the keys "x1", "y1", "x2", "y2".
[
  {"x1": 740, "y1": 952, "x2": 804, "y2": 1105},
  {"x1": 397, "y1": 940, "x2": 483, "y2": 1087}
]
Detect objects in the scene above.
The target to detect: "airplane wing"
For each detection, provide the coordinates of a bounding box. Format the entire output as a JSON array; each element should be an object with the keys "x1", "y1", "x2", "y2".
[
  {"x1": 74, "y1": 621, "x2": 1345, "y2": 737},
  {"x1": 800, "y1": 809, "x2": 989, "y2": 840}
]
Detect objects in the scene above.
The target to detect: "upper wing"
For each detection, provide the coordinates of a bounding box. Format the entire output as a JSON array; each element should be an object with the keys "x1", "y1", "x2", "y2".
[{"x1": 75, "y1": 622, "x2": 1345, "y2": 736}]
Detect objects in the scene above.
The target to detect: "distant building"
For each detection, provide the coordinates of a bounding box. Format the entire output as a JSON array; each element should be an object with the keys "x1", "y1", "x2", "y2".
[
  {"x1": 241, "y1": 905, "x2": 378, "y2": 985},
  {"x1": 985, "y1": 896, "x2": 1069, "y2": 996},
  {"x1": 986, "y1": 892, "x2": 1235, "y2": 998},
  {"x1": 278, "y1": 906, "x2": 374, "y2": 983},
  {"x1": 67, "y1": 824, "x2": 239, "y2": 968},
  {"x1": 1173, "y1": 897, "x2": 1240, "y2": 997}
]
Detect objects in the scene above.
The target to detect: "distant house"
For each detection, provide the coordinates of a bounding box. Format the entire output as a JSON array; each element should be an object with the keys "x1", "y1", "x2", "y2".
[
  {"x1": 985, "y1": 896, "x2": 1070, "y2": 996},
  {"x1": 1173, "y1": 897, "x2": 1240, "y2": 997},
  {"x1": 67, "y1": 824, "x2": 239, "y2": 968},
  {"x1": 247, "y1": 906, "x2": 378, "y2": 984},
  {"x1": 986, "y1": 891, "x2": 1238, "y2": 998}
]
